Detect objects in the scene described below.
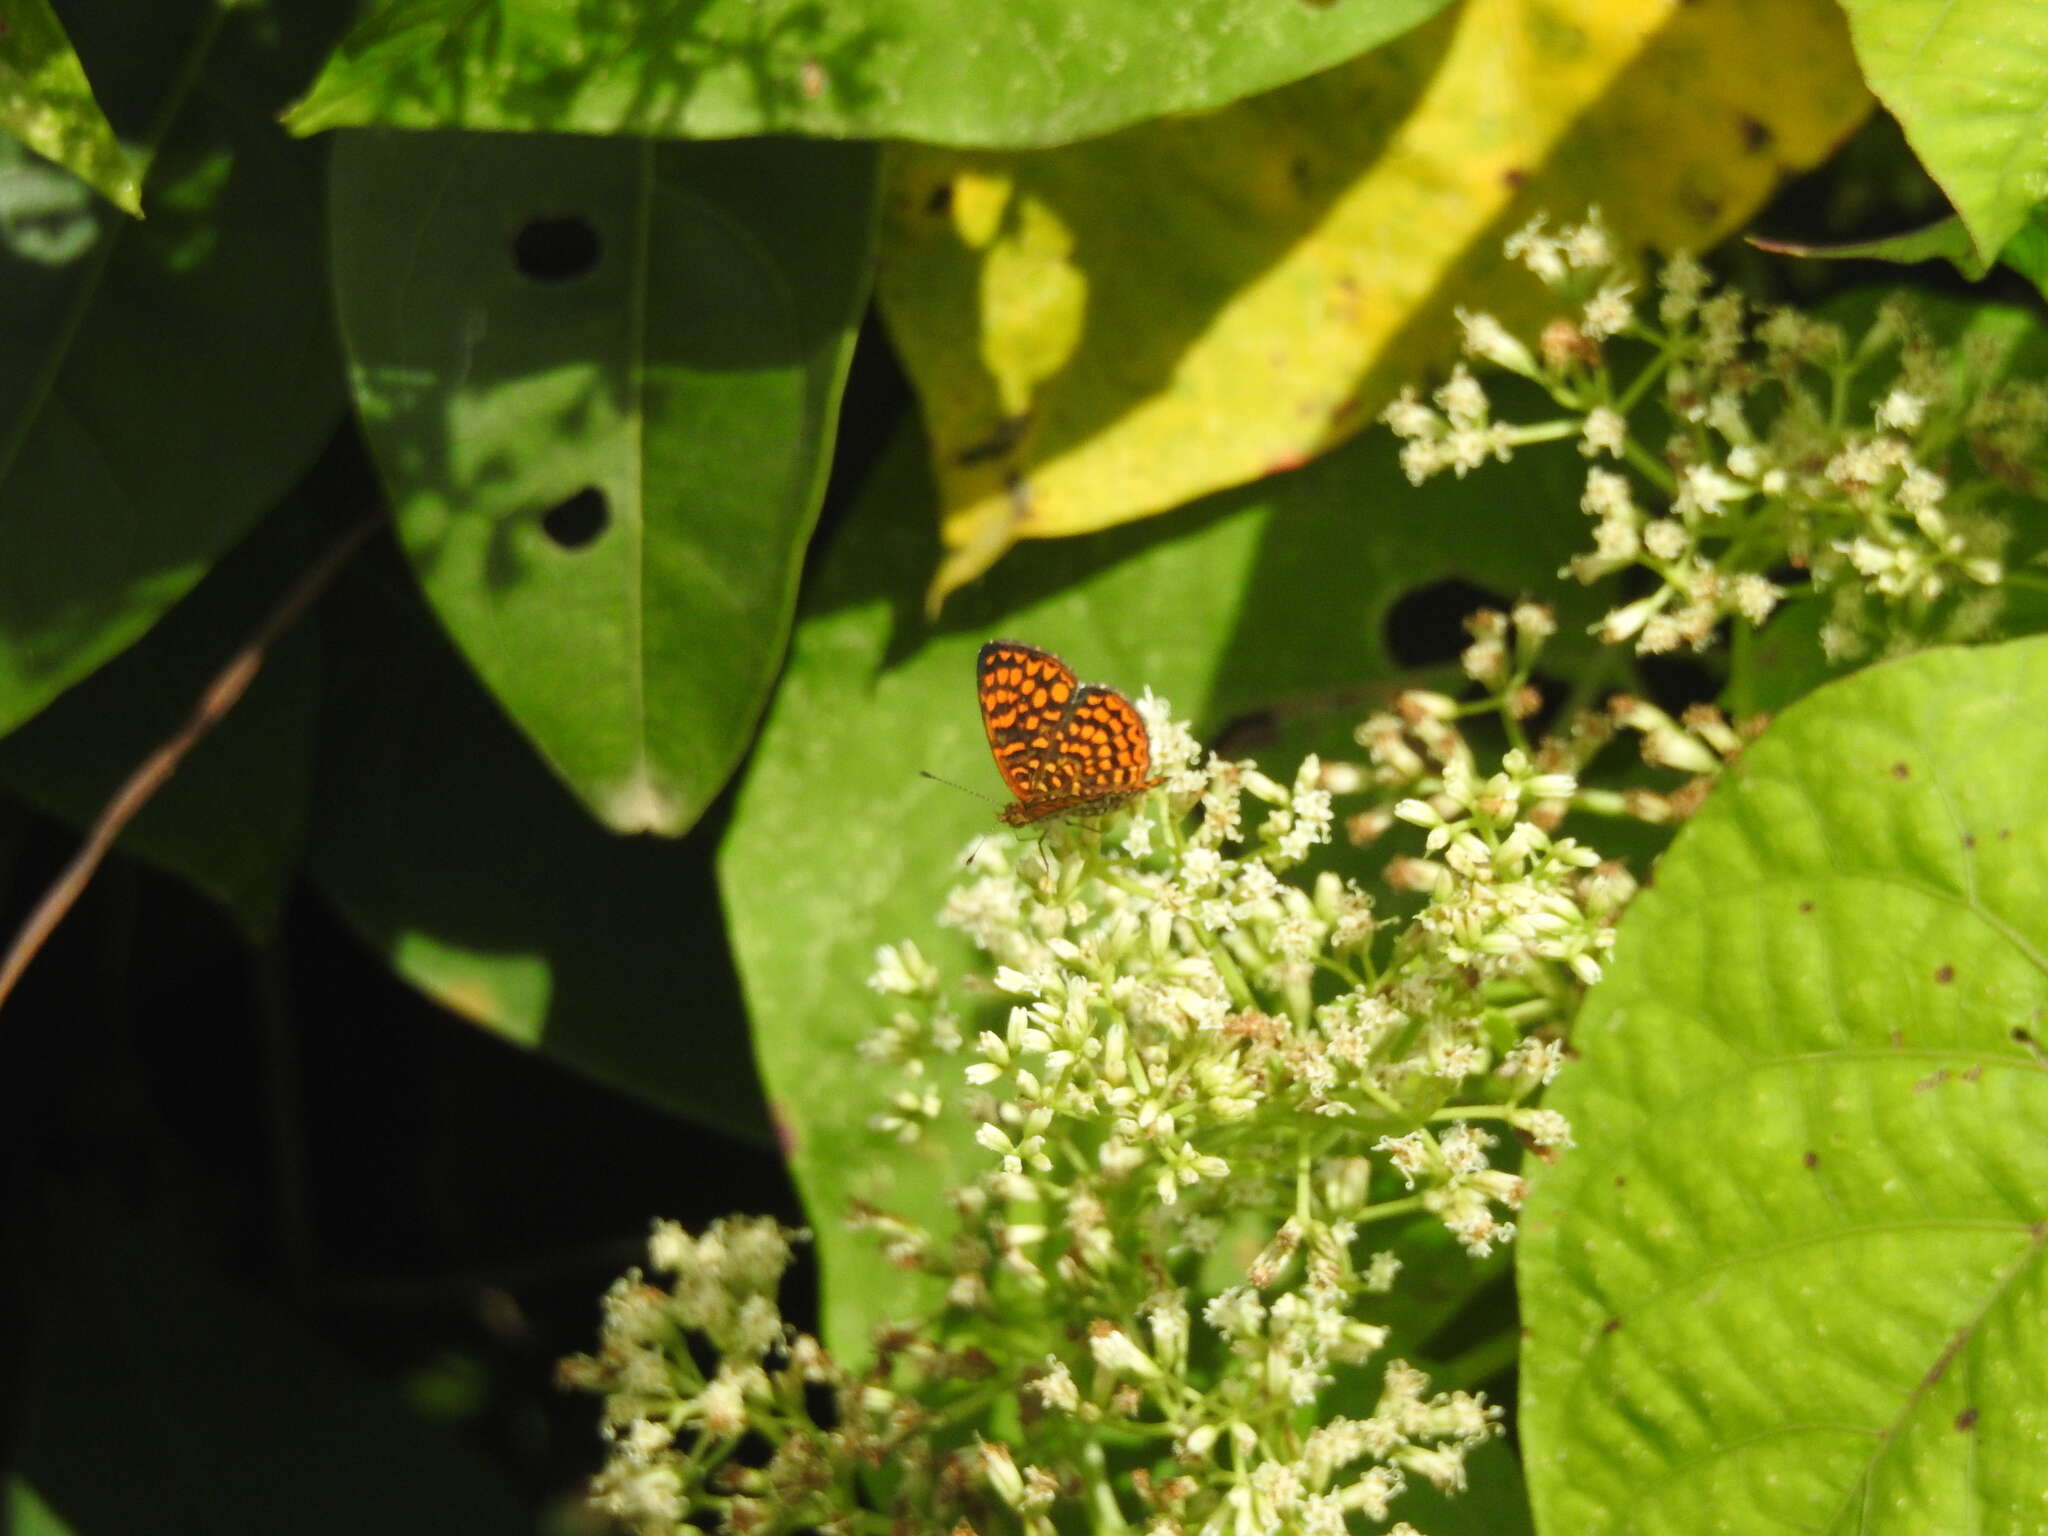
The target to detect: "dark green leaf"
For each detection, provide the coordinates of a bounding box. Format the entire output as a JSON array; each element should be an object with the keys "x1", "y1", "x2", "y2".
[
  {"x1": 1520, "y1": 638, "x2": 2048, "y2": 1533},
  {"x1": 330, "y1": 130, "x2": 875, "y2": 834},
  {"x1": 720, "y1": 419, "x2": 1598, "y2": 1353},
  {"x1": 0, "y1": 0, "x2": 345, "y2": 737},
  {"x1": 1751, "y1": 214, "x2": 1997, "y2": 279},
  {"x1": 7, "y1": 1480, "x2": 76, "y2": 1536},
  {"x1": 284, "y1": 0, "x2": 1451, "y2": 149},
  {"x1": 19, "y1": 1193, "x2": 533, "y2": 1536},
  {"x1": 0, "y1": 0, "x2": 140, "y2": 213},
  {"x1": 0, "y1": 503, "x2": 318, "y2": 937},
  {"x1": 308, "y1": 543, "x2": 769, "y2": 1142},
  {"x1": 1751, "y1": 206, "x2": 2048, "y2": 298}
]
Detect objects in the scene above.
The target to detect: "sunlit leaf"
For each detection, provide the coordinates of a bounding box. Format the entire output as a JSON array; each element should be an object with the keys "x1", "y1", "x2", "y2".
[
  {"x1": 1836, "y1": 0, "x2": 2048, "y2": 263},
  {"x1": 284, "y1": 0, "x2": 1451, "y2": 149},
  {"x1": 879, "y1": 0, "x2": 1868, "y2": 608},
  {"x1": 0, "y1": 0, "x2": 140, "y2": 213},
  {"x1": 1520, "y1": 639, "x2": 2048, "y2": 1533},
  {"x1": 330, "y1": 130, "x2": 875, "y2": 834}
]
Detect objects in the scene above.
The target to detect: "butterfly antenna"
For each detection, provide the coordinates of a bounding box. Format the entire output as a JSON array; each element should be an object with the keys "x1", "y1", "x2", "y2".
[{"x1": 919, "y1": 768, "x2": 1002, "y2": 808}]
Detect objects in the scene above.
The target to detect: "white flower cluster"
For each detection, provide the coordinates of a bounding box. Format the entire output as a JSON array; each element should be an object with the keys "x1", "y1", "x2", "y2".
[
  {"x1": 569, "y1": 687, "x2": 1615, "y2": 1536},
  {"x1": 1384, "y1": 211, "x2": 2033, "y2": 660}
]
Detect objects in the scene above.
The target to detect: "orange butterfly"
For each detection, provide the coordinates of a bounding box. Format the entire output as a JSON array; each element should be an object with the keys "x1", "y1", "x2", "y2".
[{"x1": 977, "y1": 641, "x2": 1161, "y2": 827}]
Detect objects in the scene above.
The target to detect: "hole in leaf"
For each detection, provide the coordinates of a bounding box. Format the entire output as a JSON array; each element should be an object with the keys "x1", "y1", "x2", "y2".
[
  {"x1": 1383, "y1": 577, "x2": 1508, "y2": 669},
  {"x1": 541, "y1": 488, "x2": 608, "y2": 549},
  {"x1": 511, "y1": 215, "x2": 601, "y2": 283}
]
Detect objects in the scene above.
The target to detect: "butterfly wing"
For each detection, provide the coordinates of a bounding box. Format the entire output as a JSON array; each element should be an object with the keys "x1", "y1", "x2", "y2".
[
  {"x1": 1055, "y1": 685, "x2": 1153, "y2": 799},
  {"x1": 977, "y1": 641, "x2": 1081, "y2": 804}
]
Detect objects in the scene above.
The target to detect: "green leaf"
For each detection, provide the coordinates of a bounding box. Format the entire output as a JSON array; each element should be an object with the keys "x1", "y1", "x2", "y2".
[
  {"x1": 283, "y1": 0, "x2": 1451, "y2": 149},
  {"x1": 0, "y1": 0, "x2": 345, "y2": 738},
  {"x1": 7, "y1": 1480, "x2": 75, "y2": 1536},
  {"x1": 0, "y1": 0, "x2": 140, "y2": 213},
  {"x1": 20, "y1": 1193, "x2": 532, "y2": 1536},
  {"x1": 308, "y1": 543, "x2": 770, "y2": 1142},
  {"x1": 1519, "y1": 639, "x2": 2048, "y2": 1533},
  {"x1": 1836, "y1": 0, "x2": 2048, "y2": 262},
  {"x1": 1751, "y1": 213, "x2": 2000, "y2": 279},
  {"x1": 0, "y1": 503, "x2": 318, "y2": 938},
  {"x1": 1750, "y1": 206, "x2": 2048, "y2": 299},
  {"x1": 330, "y1": 130, "x2": 875, "y2": 834},
  {"x1": 720, "y1": 418, "x2": 1599, "y2": 1353}
]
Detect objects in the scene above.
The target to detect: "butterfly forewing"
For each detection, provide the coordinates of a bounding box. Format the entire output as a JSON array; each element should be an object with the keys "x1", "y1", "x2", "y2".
[{"x1": 977, "y1": 641, "x2": 1082, "y2": 802}]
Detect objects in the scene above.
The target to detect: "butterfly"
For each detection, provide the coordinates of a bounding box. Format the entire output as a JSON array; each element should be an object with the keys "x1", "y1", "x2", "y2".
[{"x1": 977, "y1": 640, "x2": 1162, "y2": 827}]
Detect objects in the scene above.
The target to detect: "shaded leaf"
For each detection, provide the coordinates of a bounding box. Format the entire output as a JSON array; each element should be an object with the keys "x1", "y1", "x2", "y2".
[
  {"x1": 330, "y1": 130, "x2": 875, "y2": 834},
  {"x1": 0, "y1": 502, "x2": 318, "y2": 938},
  {"x1": 1751, "y1": 212, "x2": 2000, "y2": 278},
  {"x1": 881, "y1": 0, "x2": 1868, "y2": 607},
  {"x1": 7, "y1": 1480, "x2": 75, "y2": 1536},
  {"x1": 0, "y1": 0, "x2": 140, "y2": 213},
  {"x1": 19, "y1": 1193, "x2": 532, "y2": 1536},
  {"x1": 284, "y1": 0, "x2": 1452, "y2": 149},
  {"x1": 308, "y1": 542, "x2": 769, "y2": 1143},
  {"x1": 1751, "y1": 206, "x2": 2048, "y2": 300},
  {"x1": 0, "y1": 0, "x2": 345, "y2": 737},
  {"x1": 1520, "y1": 639, "x2": 2048, "y2": 1532},
  {"x1": 720, "y1": 417, "x2": 1597, "y2": 1352},
  {"x1": 1836, "y1": 0, "x2": 2048, "y2": 263}
]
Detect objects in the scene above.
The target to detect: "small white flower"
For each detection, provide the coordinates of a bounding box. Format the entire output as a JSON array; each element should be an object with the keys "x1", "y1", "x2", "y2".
[
  {"x1": 1579, "y1": 405, "x2": 1627, "y2": 458},
  {"x1": 1580, "y1": 467, "x2": 1636, "y2": 520},
  {"x1": 1505, "y1": 213, "x2": 1568, "y2": 285},
  {"x1": 1456, "y1": 308, "x2": 1536, "y2": 374},
  {"x1": 1875, "y1": 387, "x2": 1925, "y2": 432},
  {"x1": 1581, "y1": 281, "x2": 1635, "y2": 340},
  {"x1": 1564, "y1": 208, "x2": 1613, "y2": 269},
  {"x1": 1435, "y1": 365, "x2": 1488, "y2": 427}
]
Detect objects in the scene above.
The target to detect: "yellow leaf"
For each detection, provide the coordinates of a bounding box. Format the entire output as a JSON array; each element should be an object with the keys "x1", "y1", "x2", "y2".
[{"x1": 879, "y1": 0, "x2": 1870, "y2": 612}]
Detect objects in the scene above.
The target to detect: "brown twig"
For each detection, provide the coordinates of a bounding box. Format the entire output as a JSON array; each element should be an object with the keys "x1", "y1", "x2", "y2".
[{"x1": 0, "y1": 511, "x2": 386, "y2": 1011}]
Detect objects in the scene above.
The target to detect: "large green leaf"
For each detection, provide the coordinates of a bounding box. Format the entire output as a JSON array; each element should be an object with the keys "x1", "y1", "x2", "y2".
[
  {"x1": 0, "y1": 501, "x2": 318, "y2": 938},
  {"x1": 0, "y1": 0, "x2": 140, "y2": 213},
  {"x1": 1519, "y1": 639, "x2": 2048, "y2": 1533},
  {"x1": 1836, "y1": 0, "x2": 2048, "y2": 263},
  {"x1": 308, "y1": 542, "x2": 769, "y2": 1142},
  {"x1": 719, "y1": 417, "x2": 1601, "y2": 1354},
  {"x1": 330, "y1": 130, "x2": 875, "y2": 834},
  {"x1": 283, "y1": 0, "x2": 1450, "y2": 149},
  {"x1": 0, "y1": 0, "x2": 345, "y2": 739}
]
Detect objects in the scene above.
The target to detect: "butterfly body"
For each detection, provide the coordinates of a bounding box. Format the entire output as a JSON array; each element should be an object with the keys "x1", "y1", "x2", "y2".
[{"x1": 977, "y1": 641, "x2": 1161, "y2": 827}]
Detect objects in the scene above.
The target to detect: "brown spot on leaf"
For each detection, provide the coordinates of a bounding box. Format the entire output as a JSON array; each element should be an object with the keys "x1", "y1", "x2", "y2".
[
  {"x1": 925, "y1": 180, "x2": 954, "y2": 216},
  {"x1": 1956, "y1": 1406, "x2": 1979, "y2": 1431},
  {"x1": 1803, "y1": 1150, "x2": 1819, "y2": 1169},
  {"x1": 1799, "y1": 900, "x2": 1815, "y2": 914},
  {"x1": 1602, "y1": 1317, "x2": 1622, "y2": 1335},
  {"x1": 1935, "y1": 964, "x2": 1954, "y2": 984},
  {"x1": 1738, "y1": 115, "x2": 1773, "y2": 152},
  {"x1": 1891, "y1": 762, "x2": 1910, "y2": 779}
]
